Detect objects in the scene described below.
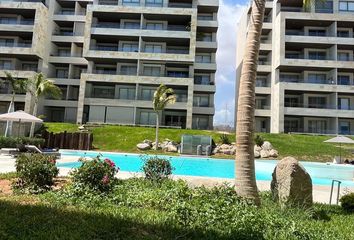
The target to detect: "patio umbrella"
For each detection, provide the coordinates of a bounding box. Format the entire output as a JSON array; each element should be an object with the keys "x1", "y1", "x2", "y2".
[
  {"x1": 324, "y1": 136, "x2": 354, "y2": 163},
  {"x1": 0, "y1": 111, "x2": 43, "y2": 137}
]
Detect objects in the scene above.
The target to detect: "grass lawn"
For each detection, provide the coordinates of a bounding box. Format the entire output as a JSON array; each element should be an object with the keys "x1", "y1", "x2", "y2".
[
  {"x1": 0, "y1": 173, "x2": 353, "y2": 240},
  {"x1": 44, "y1": 123, "x2": 354, "y2": 162}
]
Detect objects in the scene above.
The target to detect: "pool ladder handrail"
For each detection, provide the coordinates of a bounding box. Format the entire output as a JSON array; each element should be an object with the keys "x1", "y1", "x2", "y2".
[{"x1": 329, "y1": 180, "x2": 342, "y2": 205}]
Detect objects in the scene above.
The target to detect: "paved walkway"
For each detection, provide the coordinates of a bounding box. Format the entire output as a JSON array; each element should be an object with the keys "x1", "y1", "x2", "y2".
[{"x1": 1, "y1": 155, "x2": 353, "y2": 204}]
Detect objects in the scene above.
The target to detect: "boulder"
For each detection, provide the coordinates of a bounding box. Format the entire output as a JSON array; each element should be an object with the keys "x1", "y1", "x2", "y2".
[
  {"x1": 137, "y1": 143, "x2": 151, "y2": 150},
  {"x1": 262, "y1": 141, "x2": 273, "y2": 151},
  {"x1": 271, "y1": 157, "x2": 313, "y2": 207},
  {"x1": 254, "y1": 145, "x2": 262, "y2": 152},
  {"x1": 165, "y1": 144, "x2": 178, "y2": 153},
  {"x1": 254, "y1": 150, "x2": 260, "y2": 158},
  {"x1": 143, "y1": 139, "x2": 153, "y2": 146},
  {"x1": 260, "y1": 149, "x2": 270, "y2": 158},
  {"x1": 269, "y1": 149, "x2": 279, "y2": 158},
  {"x1": 220, "y1": 144, "x2": 230, "y2": 150}
]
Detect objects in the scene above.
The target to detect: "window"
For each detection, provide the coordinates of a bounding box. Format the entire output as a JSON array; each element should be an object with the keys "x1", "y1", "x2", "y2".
[
  {"x1": 256, "y1": 77, "x2": 268, "y2": 87},
  {"x1": 22, "y1": 63, "x2": 37, "y2": 71},
  {"x1": 308, "y1": 120, "x2": 327, "y2": 134},
  {"x1": 193, "y1": 96, "x2": 209, "y2": 107},
  {"x1": 338, "y1": 52, "x2": 350, "y2": 61},
  {"x1": 145, "y1": 0, "x2": 163, "y2": 7},
  {"x1": 192, "y1": 116, "x2": 209, "y2": 129},
  {"x1": 120, "y1": 65, "x2": 137, "y2": 75},
  {"x1": 143, "y1": 66, "x2": 161, "y2": 76},
  {"x1": 280, "y1": 74, "x2": 300, "y2": 83},
  {"x1": 119, "y1": 88, "x2": 135, "y2": 100},
  {"x1": 255, "y1": 98, "x2": 267, "y2": 109},
  {"x1": 196, "y1": 54, "x2": 211, "y2": 63},
  {"x1": 308, "y1": 51, "x2": 326, "y2": 60},
  {"x1": 339, "y1": 1, "x2": 354, "y2": 12},
  {"x1": 0, "y1": 38, "x2": 14, "y2": 47},
  {"x1": 308, "y1": 29, "x2": 326, "y2": 36},
  {"x1": 315, "y1": 0, "x2": 333, "y2": 13},
  {"x1": 308, "y1": 73, "x2": 327, "y2": 84},
  {"x1": 167, "y1": 71, "x2": 188, "y2": 78},
  {"x1": 337, "y1": 30, "x2": 350, "y2": 37},
  {"x1": 285, "y1": 119, "x2": 300, "y2": 133},
  {"x1": 92, "y1": 85, "x2": 115, "y2": 98},
  {"x1": 96, "y1": 67, "x2": 116, "y2": 74},
  {"x1": 338, "y1": 98, "x2": 350, "y2": 110},
  {"x1": 123, "y1": 21, "x2": 140, "y2": 29},
  {"x1": 122, "y1": 43, "x2": 138, "y2": 52},
  {"x1": 174, "y1": 90, "x2": 188, "y2": 102},
  {"x1": 308, "y1": 97, "x2": 327, "y2": 108},
  {"x1": 56, "y1": 69, "x2": 69, "y2": 78},
  {"x1": 285, "y1": 52, "x2": 301, "y2": 59},
  {"x1": 122, "y1": 0, "x2": 140, "y2": 6},
  {"x1": 140, "y1": 111, "x2": 155, "y2": 125},
  {"x1": 144, "y1": 44, "x2": 162, "y2": 53},
  {"x1": 339, "y1": 121, "x2": 350, "y2": 134},
  {"x1": 141, "y1": 89, "x2": 154, "y2": 100},
  {"x1": 58, "y1": 48, "x2": 71, "y2": 56},
  {"x1": 197, "y1": 33, "x2": 212, "y2": 41},
  {"x1": 194, "y1": 75, "x2": 211, "y2": 85},
  {"x1": 145, "y1": 22, "x2": 163, "y2": 30},
  {"x1": 285, "y1": 96, "x2": 300, "y2": 107},
  {"x1": 0, "y1": 17, "x2": 17, "y2": 24},
  {"x1": 338, "y1": 75, "x2": 350, "y2": 85},
  {"x1": 0, "y1": 60, "x2": 12, "y2": 70},
  {"x1": 197, "y1": 14, "x2": 213, "y2": 20}
]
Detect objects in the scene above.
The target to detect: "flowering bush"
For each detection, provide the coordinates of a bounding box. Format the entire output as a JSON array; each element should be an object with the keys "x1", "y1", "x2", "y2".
[
  {"x1": 71, "y1": 155, "x2": 119, "y2": 192},
  {"x1": 13, "y1": 153, "x2": 59, "y2": 193}
]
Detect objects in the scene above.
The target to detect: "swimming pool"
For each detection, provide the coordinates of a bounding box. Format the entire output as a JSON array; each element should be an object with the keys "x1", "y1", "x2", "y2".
[{"x1": 58, "y1": 150, "x2": 354, "y2": 187}]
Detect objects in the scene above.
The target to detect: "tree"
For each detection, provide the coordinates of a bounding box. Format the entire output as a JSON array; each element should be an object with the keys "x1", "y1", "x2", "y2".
[
  {"x1": 28, "y1": 73, "x2": 62, "y2": 137},
  {"x1": 235, "y1": 0, "x2": 318, "y2": 206},
  {"x1": 152, "y1": 84, "x2": 176, "y2": 150},
  {"x1": 1, "y1": 72, "x2": 28, "y2": 136}
]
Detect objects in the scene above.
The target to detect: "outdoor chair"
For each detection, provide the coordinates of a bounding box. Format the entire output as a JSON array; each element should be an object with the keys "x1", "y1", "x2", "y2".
[{"x1": 24, "y1": 145, "x2": 61, "y2": 159}]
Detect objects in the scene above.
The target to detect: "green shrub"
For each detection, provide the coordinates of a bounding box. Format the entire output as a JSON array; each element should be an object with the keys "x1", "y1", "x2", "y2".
[
  {"x1": 340, "y1": 193, "x2": 354, "y2": 212},
  {"x1": 141, "y1": 156, "x2": 173, "y2": 182},
  {"x1": 254, "y1": 134, "x2": 264, "y2": 147},
  {"x1": 219, "y1": 134, "x2": 231, "y2": 144},
  {"x1": 71, "y1": 155, "x2": 119, "y2": 192},
  {"x1": 13, "y1": 154, "x2": 59, "y2": 193},
  {"x1": 0, "y1": 136, "x2": 45, "y2": 149}
]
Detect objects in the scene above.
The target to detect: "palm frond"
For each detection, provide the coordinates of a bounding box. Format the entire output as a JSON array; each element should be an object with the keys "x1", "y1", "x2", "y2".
[
  {"x1": 28, "y1": 73, "x2": 62, "y2": 100},
  {"x1": 153, "y1": 84, "x2": 176, "y2": 111}
]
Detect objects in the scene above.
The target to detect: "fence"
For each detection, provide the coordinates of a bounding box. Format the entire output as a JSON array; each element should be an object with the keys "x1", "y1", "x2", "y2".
[{"x1": 42, "y1": 131, "x2": 93, "y2": 150}]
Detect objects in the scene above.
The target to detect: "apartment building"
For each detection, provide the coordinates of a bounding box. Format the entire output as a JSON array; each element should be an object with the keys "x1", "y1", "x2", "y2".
[
  {"x1": 0, "y1": 0, "x2": 218, "y2": 130},
  {"x1": 236, "y1": 0, "x2": 354, "y2": 135}
]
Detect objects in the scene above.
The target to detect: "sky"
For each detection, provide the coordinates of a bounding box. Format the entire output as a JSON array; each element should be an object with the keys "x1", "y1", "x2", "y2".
[{"x1": 214, "y1": 0, "x2": 248, "y2": 126}]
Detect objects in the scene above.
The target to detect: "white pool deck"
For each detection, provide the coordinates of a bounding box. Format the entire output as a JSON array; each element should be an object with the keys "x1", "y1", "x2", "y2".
[{"x1": 1, "y1": 155, "x2": 353, "y2": 204}]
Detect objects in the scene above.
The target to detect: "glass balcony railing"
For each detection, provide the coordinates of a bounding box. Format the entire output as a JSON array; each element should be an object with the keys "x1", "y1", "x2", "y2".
[
  {"x1": 280, "y1": 78, "x2": 335, "y2": 85},
  {"x1": 0, "y1": 42, "x2": 32, "y2": 48},
  {"x1": 97, "y1": 0, "x2": 193, "y2": 8}
]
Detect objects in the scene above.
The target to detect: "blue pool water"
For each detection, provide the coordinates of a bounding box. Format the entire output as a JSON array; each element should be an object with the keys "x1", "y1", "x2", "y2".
[{"x1": 58, "y1": 150, "x2": 354, "y2": 187}]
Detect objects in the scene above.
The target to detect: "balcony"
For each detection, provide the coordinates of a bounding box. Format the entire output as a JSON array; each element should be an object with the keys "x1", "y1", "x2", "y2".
[
  {"x1": 280, "y1": 78, "x2": 335, "y2": 85},
  {"x1": 0, "y1": 42, "x2": 33, "y2": 55}
]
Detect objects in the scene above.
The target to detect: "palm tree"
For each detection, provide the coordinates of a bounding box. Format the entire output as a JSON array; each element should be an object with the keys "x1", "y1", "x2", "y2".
[
  {"x1": 152, "y1": 84, "x2": 176, "y2": 149},
  {"x1": 235, "y1": 0, "x2": 314, "y2": 205},
  {"x1": 28, "y1": 73, "x2": 62, "y2": 137},
  {"x1": 1, "y1": 72, "x2": 28, "y2": 136}
]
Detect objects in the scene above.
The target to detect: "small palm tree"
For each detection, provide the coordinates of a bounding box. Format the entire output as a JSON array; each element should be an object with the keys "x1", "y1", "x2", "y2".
[
  {"x1": 1, "y1": 72, "x2": 29, "y2": 136},
  {"x1": 28, "y1": 73, "x2": 62, "y2": 137},
  {"x1": 152, "y1": 84, "x2": 176, "y2": 149}
]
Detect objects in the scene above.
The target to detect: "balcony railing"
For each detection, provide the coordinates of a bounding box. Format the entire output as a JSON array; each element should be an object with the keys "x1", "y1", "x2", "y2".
[
  {"x1": 0, "y1": 19, "x2": 34, "y2": 25},
  {"x1": 53, "y1": 31, "x2": 83, "y2": 36},
  {"x1": 0, "y1": 42, "x2": 32, "y2": 48},
  {"x1": 280, "y1": 78, "x2": 336, "y2": 85},
  {"x1": 285, "y1": 102, "x2": 354, "y2": 110},
  {"x1": 97, "y1": 0, "x2": 192, "y2": 8}
]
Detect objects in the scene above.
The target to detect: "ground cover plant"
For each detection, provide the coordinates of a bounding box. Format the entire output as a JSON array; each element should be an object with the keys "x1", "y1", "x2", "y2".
[
  {"x1": 45, "y1": 123, "x2": 354, "y2": 161},
  {"x1": 0, "y1": 170, "x2": 353, "y2": 240}
]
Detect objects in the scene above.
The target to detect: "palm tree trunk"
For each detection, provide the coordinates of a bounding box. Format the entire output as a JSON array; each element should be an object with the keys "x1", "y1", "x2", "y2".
[
  {"x1": 4, "y1": 93, "x2": 15, "y2": 137},
  {"x1": 235, "y1": 0, "x2": 265, "y2": 206},
  {"x1": 155, "y1": 112, "x2": 159, "y2": 150},
  {"x1": 29, "y1": 102, "x2": 38, "y2": 138}
]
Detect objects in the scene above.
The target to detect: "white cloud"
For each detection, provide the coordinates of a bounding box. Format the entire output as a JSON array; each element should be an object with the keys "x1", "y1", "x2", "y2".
[{"x1": 214, "y1": 0, "x2": 247, "y2": 126}]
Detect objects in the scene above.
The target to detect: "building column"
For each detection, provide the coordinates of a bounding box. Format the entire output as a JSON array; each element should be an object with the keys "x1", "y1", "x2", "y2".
[
  {"x1": 186, "y1": 84, "x2": 193, "y2": 129},
  {"x1": 271, "y1": 82, "x2": 284, "y2": 133},
  {"x1": 76, "y1": 78, "x2": 86, "y2": 124}
]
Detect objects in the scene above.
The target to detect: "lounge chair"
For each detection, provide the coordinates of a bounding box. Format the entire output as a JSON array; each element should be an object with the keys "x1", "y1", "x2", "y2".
[{"x1": 24, "y1": 145, "x2": 61, "y2": 159}]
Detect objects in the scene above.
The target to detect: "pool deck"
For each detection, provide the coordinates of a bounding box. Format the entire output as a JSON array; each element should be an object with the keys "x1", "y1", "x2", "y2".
[{"x1": 1, "y1": 155, "x2": 353, "y2": 204}]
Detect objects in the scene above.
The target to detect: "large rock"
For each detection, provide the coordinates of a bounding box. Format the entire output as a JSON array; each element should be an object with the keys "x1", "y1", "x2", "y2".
[
  {"x1": 271, "y1": 157, "x2": 313, "y2": 207},
  {"x1": 165, "y1": 144, "x2": 178, "y2": 153},
  {"x1": 143, "y1": 139, "x2": 153, "y2": 146},
  {"x1": 262, "y1": 141, "x2": 273, "y2": 151},
  {"x1": 254, "y1": 150, "x2": 260, "y2": 158},
  {"x1": 137, "y1": 143, "x2": 151, "y2": 151},
  {"x1": 260, "y1": 149, "x2": 270, "y2": 158},
  {"x1": 269, "y1": 149, "x2": 279, "y2": 158}
]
